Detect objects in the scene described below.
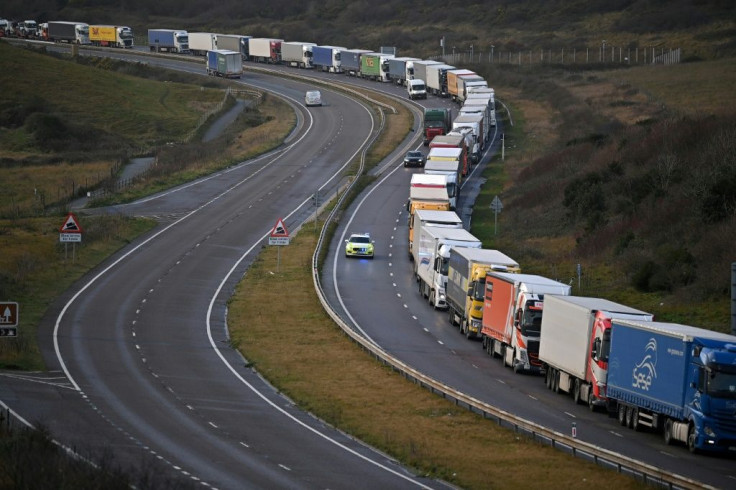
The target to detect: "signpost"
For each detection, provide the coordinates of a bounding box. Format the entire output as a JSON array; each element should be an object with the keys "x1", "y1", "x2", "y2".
[
  {"x1": 268, "y1": 218, "x2": 290, "y2": 272},
  {"x1": 0, "y1": 302, "x2": 18, "y2": 337},
  {"x1": 59, "y1": 212, "x2": 83, "y2": 261},
  {"x1": 490, "y1": 195, "x2": 503, "y2": 235}
]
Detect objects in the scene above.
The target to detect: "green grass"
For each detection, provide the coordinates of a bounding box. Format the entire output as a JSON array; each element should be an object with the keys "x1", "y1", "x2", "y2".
[
  {"x1": 228, "y1": 225, "x2": 647, "y2": 490},
  {"x1": 0, "y1": 43, "x2": 224, "y2": 151},
  {"x1": 0, "y1": 215, "x2": 157, "y2": 370}
]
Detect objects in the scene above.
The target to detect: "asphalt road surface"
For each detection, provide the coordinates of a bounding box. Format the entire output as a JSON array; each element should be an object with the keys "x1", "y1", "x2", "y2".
[{"x1": 1, "y1": 51, "x2": 447, "y2": 489}]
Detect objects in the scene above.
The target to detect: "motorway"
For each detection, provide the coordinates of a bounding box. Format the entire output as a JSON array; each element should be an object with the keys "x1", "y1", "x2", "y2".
[
  {"x1": 1, "y1": 45, "x2": 444, "y2": 489},
  {"x1": 1, "y1": 42, "x2": 734, "y2": 488}
]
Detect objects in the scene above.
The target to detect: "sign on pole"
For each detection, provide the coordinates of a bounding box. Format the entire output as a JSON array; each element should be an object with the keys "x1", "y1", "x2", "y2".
[
  {"x1": 268, "y1": 218, "x2": 290, "y2": 273},
  {"x1": 0, "y1": 302, "x2": 18, "y2": 337},
  {"x1": 268, "y1": 218, "x2": 290, "y2": 246},
  {"x1": 59, "y1": 212, "x2": 83, "y2": 261},
  {"x1": 490, "y1": 195, "x2": 503, "y2": 235}
]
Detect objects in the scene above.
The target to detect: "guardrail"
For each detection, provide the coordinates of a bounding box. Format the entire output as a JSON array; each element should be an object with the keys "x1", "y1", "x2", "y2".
[{"x1": 306, "y1": 95, "x2": 711, "y2": 490}]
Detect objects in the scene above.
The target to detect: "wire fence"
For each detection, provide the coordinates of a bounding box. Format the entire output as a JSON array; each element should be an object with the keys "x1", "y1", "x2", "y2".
[{"x1": 434, "y1": 46, "x2": 681, "y2": 66}]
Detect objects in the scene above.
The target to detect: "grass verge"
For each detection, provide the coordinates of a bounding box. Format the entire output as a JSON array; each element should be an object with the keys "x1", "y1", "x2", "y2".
[{"x1": 227, "y1": 225, "x2": 646, "y2": 489}]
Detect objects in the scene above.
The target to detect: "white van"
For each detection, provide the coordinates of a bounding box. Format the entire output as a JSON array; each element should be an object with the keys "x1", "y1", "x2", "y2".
[
  {"x1": 407, "y1": 79, "x2": 427, "y2": 100},
  {"x1": 305, "y1": 90, "x2": 322, "y2": 106}
]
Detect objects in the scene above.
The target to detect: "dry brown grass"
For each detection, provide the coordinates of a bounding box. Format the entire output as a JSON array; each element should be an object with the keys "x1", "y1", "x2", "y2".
[
  {"x1": 227, "y1": 94, "x2": 296, "y2": 160},
  {"x1": 1, "y1": 161, "x2": 116, "y2": 216},
  {"x1": 606, "y1": 58, "x2": 736, "y2": 116},
  {"x1": 228, "y1": 226, "x2": 646, "y2": 489}
]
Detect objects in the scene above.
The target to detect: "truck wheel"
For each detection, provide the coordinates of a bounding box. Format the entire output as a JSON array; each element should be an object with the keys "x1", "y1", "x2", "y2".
[
  {"x1": 545, "y1": 369, "x2": 552, "y2": 389},
  {"x1": 663, "y1": 419, "x2": 674, "y2": 445},
  {"x1": 573, "y1": 379, "x2": 582, "y2": 405},
  {"x1": 625, "y1": 406, "x2": 635, "y2": 428},
  {"x1": 617, "y1": 404, "x2": 627, "y2": 426},
  {"x1": 513, "y1": 356, "x2": 523, "y2": 374},
  {"x1": 631, "y1": 408, "x2": 641, "y2": 431},
  {"x1": 687, "y1": 424, "x2": 699, "y2": 453}
]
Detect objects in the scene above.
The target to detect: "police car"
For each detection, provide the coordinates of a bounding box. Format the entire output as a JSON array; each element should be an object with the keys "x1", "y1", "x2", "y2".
[{"x1": 344, "y1": 232, "x2": 374, "y2": 258}]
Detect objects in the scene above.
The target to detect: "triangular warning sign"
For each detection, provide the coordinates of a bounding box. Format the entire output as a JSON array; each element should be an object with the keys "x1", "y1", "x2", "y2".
[
  {"x1": 59, "y1": 213, "x2": 83, "y2": 233},
  {"x1": 270, "y1": 218, "x2": 289, "y2": 237}
]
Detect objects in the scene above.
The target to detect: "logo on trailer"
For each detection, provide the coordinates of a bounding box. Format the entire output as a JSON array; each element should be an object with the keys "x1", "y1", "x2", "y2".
[{"x1": 632, "y1": 338, "x2": 658, "y2": 391}]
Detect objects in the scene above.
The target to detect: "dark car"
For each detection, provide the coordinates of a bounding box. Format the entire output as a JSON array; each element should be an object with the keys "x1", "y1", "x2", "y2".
[{"x1": 403, "y1": 150, "x2": 426, "y2": 167}]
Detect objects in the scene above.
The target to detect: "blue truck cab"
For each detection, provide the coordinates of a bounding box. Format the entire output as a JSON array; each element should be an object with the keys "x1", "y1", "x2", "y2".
[{"x1": 607, "y1": 320, "x2": 736, "y2": 453}]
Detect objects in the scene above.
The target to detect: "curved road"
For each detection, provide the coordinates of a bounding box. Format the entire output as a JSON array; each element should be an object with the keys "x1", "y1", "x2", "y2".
[
  {"x1": 322, "y1": 105, "x2": 736, "y2": 488},
  {"x1": 1, "y1": 48, "x2": 444, "y2": 489}
]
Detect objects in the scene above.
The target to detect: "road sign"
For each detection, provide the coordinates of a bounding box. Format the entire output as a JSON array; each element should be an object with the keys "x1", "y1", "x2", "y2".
[
  {"x1": 269, "y1": 218, "x2": 290, "y2": 245},
  {"x1": 490, "y1": 195, "x2": 503, "y2": 212},
  {"x1": 60, "y1": 233, "x2": 82, "y2": 243},
  {"x1": 59, "y1": 212, "x2": 83, "y2": 233},
  {"x1": 0, "y1": 302, "x2": 18, "y2": 337},
  {"x1": 490, "y1": 195, "x2": 503, "y2": 235},
  {"x1": 270, "y1": 218, "x2": 289, "y2": 237},
  {"x1": 268, "y1": 236, "x2": 290, "y2": 246}
]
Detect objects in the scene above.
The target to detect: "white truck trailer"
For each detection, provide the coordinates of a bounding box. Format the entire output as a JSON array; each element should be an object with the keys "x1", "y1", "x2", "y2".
[
  {"x1": 539, "y1": 295, "x2": 653, "y2": 409},
  {"x1": 414, "y1": 224, "x2": 481, "y2": 310},
  {"x1": 281, "y1": 41, "x2": 316, "y2": 68}
]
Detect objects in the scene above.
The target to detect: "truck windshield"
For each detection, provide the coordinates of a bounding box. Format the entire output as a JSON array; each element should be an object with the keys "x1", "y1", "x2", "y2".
[
  {"x1": 334, "y1": 52, "x2": 341, "y2": 61},
  {"x1": 471, "y1": 278, "x2": 485, "y2": 302},
  {"x1": 446, "y1": 183, "x2": 456, "y2": 198},
  {"x1": 520, "y1": 304, "x2": 542, "y2": 337},
  {"x1": 177, "y1": 35, "x2": 189, "y2": 43},
  {"x1": 707, "y1": 370, "x2": 736, "y2": 398}
]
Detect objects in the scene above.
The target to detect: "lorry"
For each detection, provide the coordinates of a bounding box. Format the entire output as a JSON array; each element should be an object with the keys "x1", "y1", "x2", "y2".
[
  {"x1": 413, "y1": 60, "x2": 442, "y2": 88},
  {"x1": 360, "y1": 52, "x2": 393, "y2": 81},
  {"x1": 539, "y1": 296, "x2": 654, "y2": 410},
  {"x1": 459, "y1": 100, "x2": 492, "y2": 141},
  {"x1": 89, "y1": 25, "x2": 134, "y2": 48},
  {"x1": 414, "y1": 225, "x2": 481, "y2": 310},
  {"x1": 188, "y1": 32, "x2": 218, "y2": 56},
  {"x1": 342, "y1": 49, "x2": 371, "y2": 76},
  {"x1": 215, "y1": 34, "x2": 251, "y2": 60},
  {"x1": 467, "y1": 87, "x2": 495, "y2": 108},
  {"x1": 148, "y1": 29, "x2": 188, "y2": 53},
  {"x1": 430, "y1": 133, "x2": 469, "y2": 177},
  {"x1": 448, "y1": 128, "x2": 480, "y2": 165},
  {"x1": 446, "y1": 69, "x2": 476, "y2": 101},
  {"x1": 409, "y1": 210, "x2": 463, "y2": 262},
  {"x1": 281, "y1": 41, "x2": 316, "y2": 68},
  {"x1": 248, "y1": 38, "x2": 282, "y2": 63},
  {"x1": 456, "y1": 77, "x2": 487, "y2": 103},
  {"x1": 388, "y1": 57, "x2": 420, "y2": 85},
  {"x1": 423, "y1": 108, "x2": 452, "y2": 145},
  {"x1": 481, "y1": 272, "x2": 571, "y2": 373},
  {"x1": 452, "y1": 113, "x2": 485, "y2": 153},
  {"x1": 312, "y1": 45, "x2": 345, "y2": 73},
  {"x1": 463, "y1": 95, "x2": 496, "y2": 128},
  {"x1": 48, "y1": 21, "x2": 90, "y2": 44},
  {"x1": 426, "y1": 146, "x2": 463, "y2": 187},
  {"x1": 606, "y1": 319, "x2": 736, "y2": 453},
  {"x1": 206, "y1": 50, "x2": 242, "y2": 78},
  {"x1": 407, "y1": 174, "x2": 451, "y2": 257},
  {"x1": 447, "y1": 248, "x2": 520, "y2": 339},
  {"x1": 425, "y1": 64, "x2": 456, "y2": 97},
  {"x1": 19, "y1": 20, "x2": 38, "y2": 38},
  {"x1": 407, "y1": 79, "x2": 427, "y2": 100}
]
